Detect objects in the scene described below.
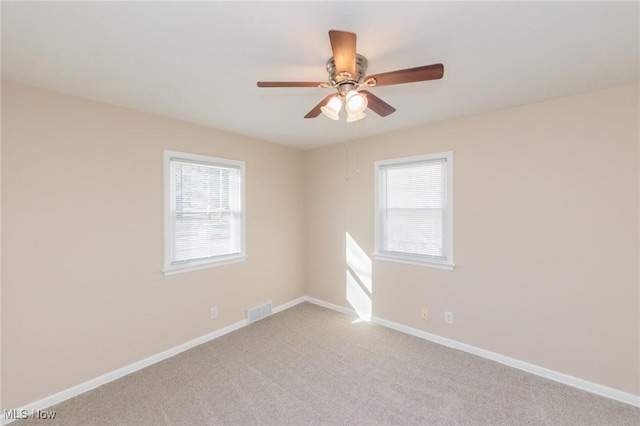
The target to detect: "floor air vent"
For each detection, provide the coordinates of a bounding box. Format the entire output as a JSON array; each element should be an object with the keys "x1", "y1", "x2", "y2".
[{"x1": 247, "y1": 301, "x2": 272, "y2": 324}]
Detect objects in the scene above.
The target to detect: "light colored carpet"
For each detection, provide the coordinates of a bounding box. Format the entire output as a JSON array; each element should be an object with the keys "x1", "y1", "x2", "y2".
[{"x1": 15, "y1": 302, "x2": 639, "y2": 425}]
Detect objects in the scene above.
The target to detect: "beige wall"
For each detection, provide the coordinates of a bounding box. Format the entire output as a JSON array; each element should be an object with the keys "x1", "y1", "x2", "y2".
[
  {"x1": 2, "y1": 80, "x2": 638, "y2": 410},
  {"x1": 304, "y1": 84, "x2": 640, "y2": 395},
  {"x1": 1, "y1": 81, "x2": 305, "y2": 409}
]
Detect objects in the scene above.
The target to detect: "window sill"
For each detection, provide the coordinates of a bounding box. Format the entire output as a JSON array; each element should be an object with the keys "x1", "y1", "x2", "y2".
[
  {"x1": 374, "y1": 253, "x2": 455, "y2": 271},
  {"x1": 163, "y1": 255, "x2": 248, "y2": 276}
]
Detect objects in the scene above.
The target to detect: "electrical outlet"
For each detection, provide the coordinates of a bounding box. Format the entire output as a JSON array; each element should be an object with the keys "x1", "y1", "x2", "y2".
[
  {"x1": 444, "y1": 311, "x2": 453, "y2": 324},
  {"x1": 421, "y1": 308, "x2": 429, "y2": 320},
  {"x1": 210, "y1": 306, "x2": 218, "y2": 319}
]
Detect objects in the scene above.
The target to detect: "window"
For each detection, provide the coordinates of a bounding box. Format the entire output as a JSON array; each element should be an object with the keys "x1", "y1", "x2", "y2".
[
  {"x1": 374, "y1": 152, "x2": 453, "y2": 270},
  {"x1": 164, "y1": 150, "x2": 246, "y2": 275}
]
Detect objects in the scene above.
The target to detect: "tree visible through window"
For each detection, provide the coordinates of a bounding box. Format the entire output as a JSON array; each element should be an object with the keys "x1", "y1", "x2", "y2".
[{"x1": 164, "y1": 151, "x2": 246, "y2": 275}]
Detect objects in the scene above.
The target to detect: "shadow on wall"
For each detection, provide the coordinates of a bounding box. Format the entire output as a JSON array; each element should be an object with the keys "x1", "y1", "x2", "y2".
[{"x1": 346, "y1": 232, "x2": 372, "y2": 321}]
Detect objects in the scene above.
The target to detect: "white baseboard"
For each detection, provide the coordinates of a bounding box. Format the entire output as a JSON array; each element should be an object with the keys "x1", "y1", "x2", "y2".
[
  {"x1": 272, "y1": 296, "x2": 306, "y2": 314},
  {"x1": 3, "y1": 294, "x2": 637, "y2": 425},
  {"x1": 2, "y1": 296, "x2": 307, "y2": 425},
  {"x1": 303, "y1": 296, "x2": 640, "y2": 408},
  {"x1": 303, "y1": 296, "x2": 356, "y2": 317}
]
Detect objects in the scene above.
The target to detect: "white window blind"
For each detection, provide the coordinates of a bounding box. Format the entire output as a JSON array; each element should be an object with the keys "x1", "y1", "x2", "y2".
[
  {"x1": 375, "y1": 152, "x2": 453, "y2": 270},
  {"x1": 164, "y1": 151, "x2": 246, "y2": 275}
]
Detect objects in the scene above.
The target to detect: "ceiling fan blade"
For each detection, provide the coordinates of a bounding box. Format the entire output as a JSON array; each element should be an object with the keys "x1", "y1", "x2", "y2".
[
  {"x1": 359, "y1": 90, "x2": 396, "y2": 117},
  {"x1": 304, "y1": 94, "x2": 335, "y2": 119},
  {"x1": 257, "y1": 81, "x2": 326, "y2": 88},
  {"x1": 364, "y1": 64, "x2": 444, "y2": 87},
  {"x1": 329, "y1": 30, "x2": 356, "y2": 79}
]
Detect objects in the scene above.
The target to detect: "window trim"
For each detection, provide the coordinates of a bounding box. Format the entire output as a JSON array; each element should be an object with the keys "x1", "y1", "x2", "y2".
[
  {"x1": 374, "y1": 151, "x2": 454, "y2": 270},
  {"x1": 163, "y1": 150, "x2": 247, "y2": 276}
]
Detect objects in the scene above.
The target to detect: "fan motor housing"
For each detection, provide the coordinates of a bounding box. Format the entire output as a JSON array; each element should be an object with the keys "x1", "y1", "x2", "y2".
[{"x1": 326, "y1": 54, "x2": 368, "y2": 88}]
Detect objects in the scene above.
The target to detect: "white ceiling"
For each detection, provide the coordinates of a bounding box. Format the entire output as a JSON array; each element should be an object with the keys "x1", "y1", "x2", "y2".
[{"x1": 2, "y1": 1, "x2": 638, "y2": 150}]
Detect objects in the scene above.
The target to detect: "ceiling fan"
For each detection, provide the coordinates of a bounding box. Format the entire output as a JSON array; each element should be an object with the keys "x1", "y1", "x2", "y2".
[{"x1": 257, "y1": 30, "x2": 444, "y2": 122}]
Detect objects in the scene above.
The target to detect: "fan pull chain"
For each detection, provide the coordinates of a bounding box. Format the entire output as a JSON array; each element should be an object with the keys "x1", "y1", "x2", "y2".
[
  {"x1": 345, "y1": 120, "x2": 350, "y2": 182},
  {"x1": 344, "y1": 118, "x2": 362, "y2": 182},
  {"x1": 354, "y1": 119, "x2": 360, "y2": 175}
]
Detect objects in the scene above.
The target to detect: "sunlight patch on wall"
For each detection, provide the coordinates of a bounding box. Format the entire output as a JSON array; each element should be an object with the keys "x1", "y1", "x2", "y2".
[
  {"x1": 346, "y1": 232, "x2": 373, "y2": 321},
  {"x1": 346, "y1": 232, "x2": 372, "y2": 292},
  {"x1": 346, "y1": 270, "x2": 372, "y2": 321}
]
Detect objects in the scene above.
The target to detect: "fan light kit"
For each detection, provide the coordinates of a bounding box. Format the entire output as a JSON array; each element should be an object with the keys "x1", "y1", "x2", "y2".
[
  {"x1": 257, "y1": 30, "x2": 444, "y2": 123},
  {"x1": 321, "y1": 90, "x2": 368, "y2": 122}
]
